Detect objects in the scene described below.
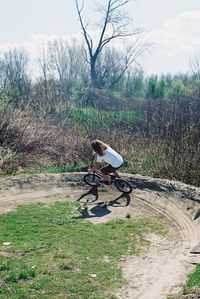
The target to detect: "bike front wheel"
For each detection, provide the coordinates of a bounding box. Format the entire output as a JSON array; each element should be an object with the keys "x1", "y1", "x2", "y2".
[
  {"x1": 83, "y1": 173, "x2": 101, "y2": 187},
  {"x1": 114, "y1": 178, "x2": 132, "y2": 194}
]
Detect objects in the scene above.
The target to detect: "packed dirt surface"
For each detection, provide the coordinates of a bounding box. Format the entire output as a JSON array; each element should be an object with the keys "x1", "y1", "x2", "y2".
[{"x1": 0, "y1": 172, "x2": 200, "y2": 299}]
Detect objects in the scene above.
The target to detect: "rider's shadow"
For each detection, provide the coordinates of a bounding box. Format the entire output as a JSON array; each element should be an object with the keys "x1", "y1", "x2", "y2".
[
  {"x1": 75, "y1": 187, "x2": 131, "y2": 219},
  {"x1": 77, "y1": 187, "x2": 131, "y2": 207},
  {"x1": 76, "y1": 203, "x2": 112, "y2": 219}
]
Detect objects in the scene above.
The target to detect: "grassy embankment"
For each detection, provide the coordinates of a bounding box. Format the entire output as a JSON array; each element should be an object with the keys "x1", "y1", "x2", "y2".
[{"x1": 0, "y1": 201, "x2": 166, "y2": 299}]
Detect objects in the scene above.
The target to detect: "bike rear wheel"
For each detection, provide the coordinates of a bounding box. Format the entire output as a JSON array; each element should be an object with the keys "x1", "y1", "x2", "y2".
[
  {"x1": 83, "y1": 173, "x2": 101, "y2": 186},
  {"x1": 114, "y1": 178, "x2": 132, "y2": 194}
]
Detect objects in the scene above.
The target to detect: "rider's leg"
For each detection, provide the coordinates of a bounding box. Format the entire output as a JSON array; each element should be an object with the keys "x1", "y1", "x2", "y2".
[
  {"x1": 101, "y1": 173, "x2": 110, "y2": 181},
  {"x1": 101, "y1": 164, "x2": 122, "y2": 181},
  {"x1": 112, "y1": 164, "x2": 123, "y2": 177},
  {"x1": 113, "y1": 170, "x2": 120, "y2": 177},
  {"x1": 100, "y1": 164, "x2": 113, "y2": 181}
]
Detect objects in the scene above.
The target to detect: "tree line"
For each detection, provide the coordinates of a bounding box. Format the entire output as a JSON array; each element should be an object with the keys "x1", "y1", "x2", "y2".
[{"x1": 0, "y1": 44, "x2": 200, "y2": 111}]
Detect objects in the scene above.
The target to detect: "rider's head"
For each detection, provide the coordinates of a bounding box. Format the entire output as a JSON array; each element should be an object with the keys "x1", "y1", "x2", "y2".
[{"x1": 91, "y1": 140, "x2": 108, "y2": 156}]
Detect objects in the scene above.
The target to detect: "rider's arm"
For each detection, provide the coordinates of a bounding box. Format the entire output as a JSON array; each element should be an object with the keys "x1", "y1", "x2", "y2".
[{"x1": 88, "y1": 162, "x2": 102, "y2": 172}]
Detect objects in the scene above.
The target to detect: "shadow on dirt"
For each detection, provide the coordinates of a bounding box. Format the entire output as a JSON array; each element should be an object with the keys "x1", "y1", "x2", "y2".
[
  {"x1": 77, "y1": 186, "x2": 99, "y2": 203},
  {"x1": 74, "y1": 186, "x2": 131, "y2": 219},
  {"x1": 193, "y1": 208, "x2": 200, "y2": 220}
]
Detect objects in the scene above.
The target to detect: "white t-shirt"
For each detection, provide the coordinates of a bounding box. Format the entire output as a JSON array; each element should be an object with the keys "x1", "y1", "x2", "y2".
[{"x1": 96, "y1": 147, "x2": 123, "y2": 168}]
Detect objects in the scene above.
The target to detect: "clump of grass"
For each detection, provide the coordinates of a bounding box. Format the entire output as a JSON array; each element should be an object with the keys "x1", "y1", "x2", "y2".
[
  {"x1": 183, "y1": 265, "x2": 200, "y2": 294},
  {"x1": 0, "y1": 201, "x2": 166, "y2": 298}
]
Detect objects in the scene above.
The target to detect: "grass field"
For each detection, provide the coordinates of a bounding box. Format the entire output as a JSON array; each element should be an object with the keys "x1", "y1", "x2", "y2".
[{"x1": 0, "y1": 201, "x2": 166, "y2": 299}]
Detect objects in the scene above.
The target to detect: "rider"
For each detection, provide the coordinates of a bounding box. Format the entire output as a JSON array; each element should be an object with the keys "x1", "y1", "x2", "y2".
[{"x1": 88, "y1": 140, "x2": 123, "y2": 182}]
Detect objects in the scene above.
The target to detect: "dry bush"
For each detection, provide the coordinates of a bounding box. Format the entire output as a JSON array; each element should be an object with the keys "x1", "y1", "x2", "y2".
[
  {"x1": 0, "y1": 147, "x2": 17, "y2": 173},
  {"x1": 1, "y1": 94, "x2": 200, "y2": 187},
  {"x1": 0, "y1": 108, "x2": 103, "y2": 173},
  {"x1": 0, "y1": 109, "x2": 58, "y2": 152},
  {"x1": 81, "y1": 88, "x2": 121, "y2": 110},
  {"x1": 119, "y1": 134, "x2": 200, "y2": 186},
  {"x1": 70, "y1": 124, "x2": 200, "y2": 186},
  {"x1": 0, "y1": 108, "x2": 78, "y2": 172}
]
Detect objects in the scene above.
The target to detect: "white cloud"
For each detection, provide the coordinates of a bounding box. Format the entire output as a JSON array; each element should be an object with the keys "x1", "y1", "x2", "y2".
[
  {"x1": 148, "y1": 11, "x2": 200, "y2": 52},
  {"x1": 164, "y1": 11, "x2": 200, "y2": 35},
  {"x1": 143, "y1": 10, "x2": 200, "y2": 73},
  {"x1": 0, "y1": 10, "x2": 200, "y2": 75}
]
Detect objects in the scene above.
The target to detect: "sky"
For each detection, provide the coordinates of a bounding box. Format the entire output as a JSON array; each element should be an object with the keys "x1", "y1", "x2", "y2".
[{"x1": 0, "y1": 0, "x2": 200, "y2": 75}]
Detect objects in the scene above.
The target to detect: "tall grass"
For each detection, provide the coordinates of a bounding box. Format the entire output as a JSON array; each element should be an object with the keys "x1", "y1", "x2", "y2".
[{"x1": 1, "y1": 94, "x2": 200, "y2": 186}]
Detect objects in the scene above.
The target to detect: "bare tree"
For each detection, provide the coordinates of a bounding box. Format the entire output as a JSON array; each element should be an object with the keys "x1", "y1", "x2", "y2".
[
  {"x1": 0, "y1": 58, "x2": 6, "y2": 100},
  {"x1": 75, "y1": 0, "x2": 146, "y2": 87},
  {"x1": 36, "y1": 38, "x2": 90, "y2": 112},
  {"x1": 46, "y1": 39, "x2": 88, "y2": 88},
  {"x1": 38, "y1": 48, "x2": 51, "y2": 106},
  {"x1": 3, "y1": 49, "x2": 31, "y2": 107},
  {"x1": 190, "y1": 53, "x2": 200, "y2": 80}
]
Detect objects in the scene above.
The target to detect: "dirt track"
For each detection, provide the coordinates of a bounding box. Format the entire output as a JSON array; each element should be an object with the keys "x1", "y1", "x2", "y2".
[{"x1": 0, "y1": 172, "x2": 200, "y2": 299}]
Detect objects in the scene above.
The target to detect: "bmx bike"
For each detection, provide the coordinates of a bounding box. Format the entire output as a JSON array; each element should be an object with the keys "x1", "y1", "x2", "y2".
[{"x1": 83, "y1": 172, "x2": 132, "y2": 194}]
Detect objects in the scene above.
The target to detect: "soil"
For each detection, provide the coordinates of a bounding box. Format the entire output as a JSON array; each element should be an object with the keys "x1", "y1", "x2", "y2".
[
  {"x1": 175, "y1": 289, "x2": 200, "y2": 299},
  {"x1": 0, "y1": 172, "x2": 200, "y2": 299}
]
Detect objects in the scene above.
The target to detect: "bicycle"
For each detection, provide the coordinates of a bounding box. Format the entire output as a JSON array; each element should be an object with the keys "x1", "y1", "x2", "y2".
[{"x1": 83, "y1": 172, "x2": 133, "y2": 194}]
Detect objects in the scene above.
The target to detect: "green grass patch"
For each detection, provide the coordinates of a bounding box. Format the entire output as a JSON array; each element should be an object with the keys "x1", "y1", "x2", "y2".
[
  {"x1": 183, "y1": 265, "x2": 200, "y2": 294},
  {"x1": 24, "y1": 162, "x2": 87, "y2": 176},
  {"x1": 64, "y1": 107, "x2": 141, "y2": 128},
  {"x1": 168, "y1": 264, "x2": 200, "y2": 298},
  {"x1": 0, "y1": 162, "x2": 87, "y2": 178},
  {"x1": 0, "y1": 201, "x2": 166, "y2": 298}
]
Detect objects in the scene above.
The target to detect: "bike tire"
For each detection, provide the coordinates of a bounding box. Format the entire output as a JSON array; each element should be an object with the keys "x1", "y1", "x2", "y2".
[
  {"x1": 114, "y1": 178, "x2": 132, "y2": 194},
  {"x1": 83, "y1": 173, "x2": 101, "y2": 187}
]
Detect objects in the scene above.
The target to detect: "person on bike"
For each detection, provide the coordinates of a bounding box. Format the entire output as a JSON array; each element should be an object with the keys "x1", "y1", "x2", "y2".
[{"x1": 88, "y1": 140, "x2": 123, "y2": 183}]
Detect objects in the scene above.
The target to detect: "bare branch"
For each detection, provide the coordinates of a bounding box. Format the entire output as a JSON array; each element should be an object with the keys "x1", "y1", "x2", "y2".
[
  {"x1": 75, "y1": 0, "x2": 93, "y2": 57},
  {"x1": 75, "y1": 0, "x2": 147, "y2": 86}
]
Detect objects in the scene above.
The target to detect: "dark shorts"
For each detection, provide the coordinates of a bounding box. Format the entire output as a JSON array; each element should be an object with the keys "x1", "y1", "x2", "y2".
[{"x1": 101, "y1": 164, "x2": 122, "y2": 175}]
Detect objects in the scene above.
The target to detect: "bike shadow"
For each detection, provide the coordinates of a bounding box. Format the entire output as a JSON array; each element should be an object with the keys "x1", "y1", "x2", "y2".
[
  {"x1": 75, "y1": 186, "x2": 131, "y2": 219},
  {"x1": 77, "y1": 186, "x2": 99, "y2": 203},
  {"x1": 76, "y1": 204, "x2": 112, "y2": 219}
]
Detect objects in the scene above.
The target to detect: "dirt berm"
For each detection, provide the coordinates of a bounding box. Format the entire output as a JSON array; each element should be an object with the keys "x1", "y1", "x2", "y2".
[{"x1": 0, "y1": 172, "x2": 200, "y2": 299}]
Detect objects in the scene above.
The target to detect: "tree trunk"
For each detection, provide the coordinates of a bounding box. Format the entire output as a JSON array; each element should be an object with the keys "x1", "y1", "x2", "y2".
[{"x1": 91, "y1": 59, "x2": 97, "y2": 87}]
